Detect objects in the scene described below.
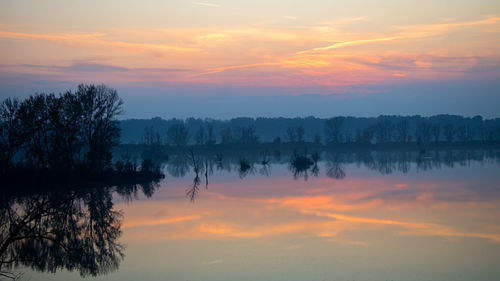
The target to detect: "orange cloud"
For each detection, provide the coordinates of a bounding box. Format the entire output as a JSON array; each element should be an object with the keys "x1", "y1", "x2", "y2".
[
  {"x1": 1, "y1": 15, "x2": 498, "y2": 88},
  {"x1": 0, "y1": 30, "x2": 199, "y2": 57},
  {"x1": 123, "y1": 215, "x2": 202, "y2": 228}
]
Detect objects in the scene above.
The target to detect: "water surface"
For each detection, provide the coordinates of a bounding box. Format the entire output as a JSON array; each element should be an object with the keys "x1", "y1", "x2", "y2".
[{"x1": 14, "y1": 152, "x2": 500, "y2": 281}]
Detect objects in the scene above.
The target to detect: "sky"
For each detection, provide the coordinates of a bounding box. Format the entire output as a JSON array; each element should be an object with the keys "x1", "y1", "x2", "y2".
[{"x1": 1, "y1": 0, "x2": 499, "y2": 119}]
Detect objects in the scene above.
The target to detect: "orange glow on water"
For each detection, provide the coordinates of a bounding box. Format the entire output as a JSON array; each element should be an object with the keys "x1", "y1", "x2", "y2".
[{"x1": 117, "y1": 170, "x2": 500, "y2": 244}]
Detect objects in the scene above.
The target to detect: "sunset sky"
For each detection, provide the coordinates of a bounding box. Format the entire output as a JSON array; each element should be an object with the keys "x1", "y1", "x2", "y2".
[{"x1": 1, "y1": 0, "x2": 499, "y2": 118}]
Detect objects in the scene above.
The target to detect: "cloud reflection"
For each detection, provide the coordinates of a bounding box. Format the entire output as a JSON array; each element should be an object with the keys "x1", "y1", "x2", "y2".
[{"x1": 119, "y1": 165, "x2": 500, "y2": 244}]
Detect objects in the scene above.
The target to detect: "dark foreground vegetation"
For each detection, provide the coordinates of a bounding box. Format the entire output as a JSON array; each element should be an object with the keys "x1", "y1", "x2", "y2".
[
  {"x1": 0, "y1": 84, "x2": 163, "y2": 189},
  {"x1": 0, "y1": 84, "x2": 164, "y2": 279}
]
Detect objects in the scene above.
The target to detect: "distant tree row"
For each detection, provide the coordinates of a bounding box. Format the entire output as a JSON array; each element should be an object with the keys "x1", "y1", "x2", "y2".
[
  {"x1": 0, "y1": 84, "x2": 123, "y2": 172},
  {"x1": 140, "y1": 123, "x2": 260, "y2": 146},
  {"x1": 123, "y1": 115, "x2": 500, "y2": 146}
]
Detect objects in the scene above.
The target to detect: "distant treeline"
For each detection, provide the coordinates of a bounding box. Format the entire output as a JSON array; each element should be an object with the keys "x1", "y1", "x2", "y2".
[{"x1": 121, "y1": 115, "x2": 500, "y2": 146}]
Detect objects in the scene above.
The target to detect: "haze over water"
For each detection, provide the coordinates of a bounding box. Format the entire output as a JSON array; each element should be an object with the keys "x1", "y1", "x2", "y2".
[{"x1": 22, "y1": 154, "x2": 500, "y2": 281}]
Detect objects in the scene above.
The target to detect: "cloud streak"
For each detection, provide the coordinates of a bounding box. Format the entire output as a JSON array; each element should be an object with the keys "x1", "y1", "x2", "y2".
[
  {"x1": 0, "y1": 15, "x2": 498, "y2": 89},
  {"x1": 193, "y1": 2, "x2": 220, "y2": 8},
  {"x1": 298, "y1": 16, "x2": 500, "y2": 54}
]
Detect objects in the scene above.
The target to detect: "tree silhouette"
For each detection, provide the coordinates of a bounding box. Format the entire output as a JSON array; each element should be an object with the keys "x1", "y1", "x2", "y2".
[
  {"x1": 0, "y1": 189, "x2": 124, "y2": 278},
  {"x1": 167, "y1": 123, "x2": 190, "y2": 146},
  {"x1": 325, "y1": 117, "x2": 345, "y2": 144},
  {"x1": 395, "y1": 120, "x2": 410, "y2": 143},
  {"x1": 1, "y1": 84, "x2": 123, "y2": 172},
  {"x1": 76, "y1": 84, "x2": 123, "y2": 171},
  {"x1": 0, "y1": 98, "x2": 22, "y2": 172}
]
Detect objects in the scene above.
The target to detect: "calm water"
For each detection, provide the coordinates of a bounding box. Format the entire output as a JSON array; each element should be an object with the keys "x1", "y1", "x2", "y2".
[{"x1": 10, "y1": 151, "x2": 500, "y2": 280}]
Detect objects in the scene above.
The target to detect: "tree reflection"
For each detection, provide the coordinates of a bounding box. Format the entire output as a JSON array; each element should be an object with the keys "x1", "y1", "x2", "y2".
[
  {"x1": 159, "y1": 148, "x2": 500, "y2": 196},
  {"x1": 167, "y1": 154, "x2": 189, "y2": 178},
  {"x1": 288, "y1": 151, "x2": 316, "y2": 181},
  {"x1": 186, "y1": 149, "x2": 203, "y2": 202},
  {"x1": 186, "y1": 173, "x2": 201, "y2": 203},
  {"x1": 0, "y1": 182, "x2": 159, "y2": 278},
  {"x1": 238, "y1": 157, "x2": 255, "y2": 179},
  {"x1": 325, "y1": 153, "x2": 346, "y2": 180}
]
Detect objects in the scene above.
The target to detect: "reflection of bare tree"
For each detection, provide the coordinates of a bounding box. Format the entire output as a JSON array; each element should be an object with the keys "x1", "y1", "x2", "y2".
[
  {"x1": 204, "y1": 158, "x2": 210, "y2": 188},
  {"x1": 259, "y1": 151, "x2": 271, "y2": 176},
  {"x1": 0, "y1": 189, "x2": 124, "y2": 279},
  {"x1": 457, "y1": 150, "x2": 469, "y2": 167},
  {"x1": 165, "y1": 147, "x2": 500, "y2": 183},
  {"x1": 443, "y1": 150, "x2": 455, "y2": 168},
  {"x1": 238, "y1": 157, "x2": 255, "y2": 179},
  {"x1": 310, "y1": 151, "x2": 320, "y2": 177},
  {"x1": 288, "y1": 151, "x2": 314, "y2": 181},
  {"x1": 186, "y1": 149, "x2": 203, "y2": 202},
  {"x1": 259, "y1": 164, "x2": 271, "y2": 176},
  {"x1": 310, "y1": 163, "x2": 319, "y2": 177},
  {"x1": 325, "y1": 153, "x2": 346, "y2": 180},
  {"x1": 431, "y1": 150, "x2": 442, "y2": 169},
  {"x1": 215, "y1": 153, "x2": 231, "y2": 172},
  {"x1": 114, "y1": 182, "x2": 160, "y2": 203},
  {"x1": 416, "y1": 151, "x2": 435, "y2": 172},
  {"x1": 356, "y1": 151, "x2": 375, "y2": 171},
  {"x1": 397, "y1": 151, "x2": 411, "y2": 173},
  {"x1": 167, "y1": 154, "x2": 189, "y2": 178},
  {"x1": 374, "y1": 152, "x2": 396, "y2": 175},
  {"x1": 291, "y1": 166, "x2": 310, "y2": 181},
  {"x1": 186, "y1": 173, "x2": 201, "y2": 203}
]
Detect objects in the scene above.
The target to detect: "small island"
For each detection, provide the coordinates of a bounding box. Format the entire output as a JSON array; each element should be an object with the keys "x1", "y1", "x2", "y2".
[{"x1": 0, "y1": 84, "x2": 163, "y2": 193}]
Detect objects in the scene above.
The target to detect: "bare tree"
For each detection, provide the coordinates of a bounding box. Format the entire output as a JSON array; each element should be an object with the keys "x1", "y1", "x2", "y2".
[
  {"x1": 431, "y1": 124, "x2": 441, "y2": 142},
  {"x1": 444, "y1": 124, "x2": 455, "y2": 142},
  {"x1": 395, "y1": 120, "x2": 410, "y2": 143},
  {"x1": 285, "y1": 127, "x2": 297, "y2": 143},
  {"x1": 205, "y1": 124, "x2": 216, "y2": 145},
  {"x1": 456, "y1": 125, "x2": 474, "y2": 142},
  {"x1": 416, "y1": 121, "x2": 432, "y2": 143},
  {"x1": 194, "y1": 125, "x2": 205, "y2": 145},
  {"x1": 167, "y1": 123, "x2": 190, "y2": 146},
  {"x1": 356, "y1": 127, "x2": 375, "y2": 144},
  {"x1": 219, "y1": 127, "x2": 232, "y2": 144},
  {"x1": 375, "y1": 119, "x2": 394, "y2": 143},
  {"x1": 17, "y1": 94, "x2": 52, "y2": 169},
  {"x1": 76, "y1": 84, "x2": 123, "y2": 170},
  {"x1": 296, "y1": 126, "x2": 305, "y2": 142},
  {"x1": 325, "y1": 117, "x2": 345, "y2": 144},
  {"x1": 0, "y1": 98, "x2": 21, "y2": 172}
]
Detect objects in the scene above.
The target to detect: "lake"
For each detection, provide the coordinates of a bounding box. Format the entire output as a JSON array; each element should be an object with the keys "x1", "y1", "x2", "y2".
[{"x1": 6, "y1": 149, "x2": 500, "y2": 281}]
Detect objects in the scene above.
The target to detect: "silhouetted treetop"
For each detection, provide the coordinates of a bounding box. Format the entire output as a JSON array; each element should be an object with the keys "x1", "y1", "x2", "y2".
[{"x1": 0, "y1": 84, "x2": 123, "y2": 173}]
